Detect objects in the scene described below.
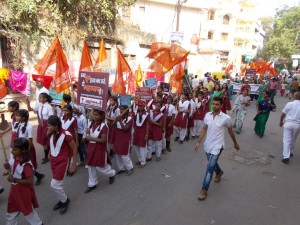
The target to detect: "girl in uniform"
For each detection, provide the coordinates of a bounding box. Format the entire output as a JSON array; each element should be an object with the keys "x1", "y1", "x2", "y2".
[
  {"x1": 27, "y1": 92, "x2": 54, "y2": 164},
  {"x1": 14, "y1": 109, "x2": 45, "y2": 185},
  {"x1": 193, "y1": 91, "x2": 208, "y2": 137},
  {"x1": 61, "y1": 105, "x2": 78, "y2": 146},
  {"x1": 85, "y1": 109, "x2": 116, "y2": 193},
  {"x1": 133, "y1": 100, "x2": 149, "y2": 168},
  {"x1": 106, "y1": 96, "x2": 120, "y2": 158},
  {"x1": 4, "y1": 138, "x2": 43, "y2": 225},
  {"x1": 174, "y1": 93, "x2": 190, "y2": 144},
  {"x1": 47, "y1": 115, "x2": 77, "y2": 215},
  {"x1": 114, "y1": 105, "x2": 134, "y2": 175},
  {"x1": 164, "y1": 96, "x2": 176, "y2": 152}
]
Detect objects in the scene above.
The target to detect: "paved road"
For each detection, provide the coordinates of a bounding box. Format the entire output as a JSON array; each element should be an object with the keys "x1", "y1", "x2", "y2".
[{"x1": 0, "y1": 95, "x2": 299, "y2": 225}]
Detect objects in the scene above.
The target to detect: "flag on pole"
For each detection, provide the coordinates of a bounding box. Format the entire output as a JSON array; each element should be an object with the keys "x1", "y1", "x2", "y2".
[
  {"x1": 34, "y1": 36, "x2": 70, "y2": 93},
  {"x1": 112, "y1": 48, "x2": 130, "y2": 95},
  {"x1": 250, "y1": 60, "x2": 256, "y2": 69},
  {"x1": 80, "y1": 41, "x2": 93, "y2": 71},
  {"x1": 94, "y1": 38, "x2": 107, "y2": 71},
  {"x1": 136, "y1": 64, "x2": 143, "y2": 87},
  {"x1": 225, "y1": 63, "x2": 233, "y2": 75}
]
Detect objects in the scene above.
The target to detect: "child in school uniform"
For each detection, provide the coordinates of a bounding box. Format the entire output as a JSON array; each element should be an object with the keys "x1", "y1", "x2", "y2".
[
  {"x1": 114, "y1": 105, "x2": 134, "y2": 175},
  {"x1": 186, "y1": 93, "x2": 196, "y2": 140},
  {"x1": 106, "y1": 96, "x2": 120, "y2": 158},
  {"x1": 85, "y1": 109, "x2": 116, "y2": 193},
  {"x1": 4, "y1": 138, "x2": 43, "y2": 225},
  {"x1": 148, "y1": 102, "x2": 164, "y2": 161},
  {"x1": 133, "y1": 100, "x2": 149, "y2": 168},
  {"x1": 61, "y1": 105, "x2": 78, "y2": 146},
  {"x1": 47, "y1": 115, "x2": 77, "y2": 215},
  {"x1": 194, "y1": 91, "x2": 209, "y2": 137},
  {"x1": 14, "y1": 109, "x2": 45, "y2": 185},
  {"x1": 164, "y1": 96, "x2": 176, "y2": 152},
  {"x1": 27, "y1": 92, "x2": 54, "y2": 164}
]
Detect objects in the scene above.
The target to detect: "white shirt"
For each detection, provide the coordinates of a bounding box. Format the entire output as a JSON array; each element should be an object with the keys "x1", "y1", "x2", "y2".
[
  {"x1": 220, "y1": 79, "x2": 227, "y2": 86},
  {"x1": 282, "y1": 100, "x2": 300, "y2": 125},
  {"x1": 203, "y1": 112, "x2": 232, "y2": 155},
  {"x1": 202, "y1": 77, "x2": 208, "y2": 87},
  {"x1": 75, "y1": 114, "x2": 87, "y2": 138},
  {"x1": 165, "y1": 104, "x2": 176, "y2": 117},
  {"x1": 34, "y1": 102, "x2": 53, "y2": 120},
  {"x1": 35, "y1": 87, "x2": 49, "y2": 107},
  {"x1": 192, "y1": 78, "x2": 199, "y2": 89},
  {"x1": 17, "y1": 123, "x2": 33, "y2": 139},
  {"x1": 189, "y1": 99, "x2": 196, "y2": 117}
]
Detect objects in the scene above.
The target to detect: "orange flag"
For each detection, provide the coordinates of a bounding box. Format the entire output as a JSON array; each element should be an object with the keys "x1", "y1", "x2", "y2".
[
  {"x1": 135, "y1": 64, "x2": 143, "y2": 87},
  {"x1": 80, "y1": 41, "x2": 93, "y2": 71},
  {"x1": 94, "y1": 38, "x2": 107, "y2": 71},
  {"x1": 170, "y1": 62, "x2": 185, "y2": 93},
  {"x1": 127, "y1": 71, "x2": 136, "y2": 95},
  {"x1": 250, "y1": 60, "x2": 256, "y2": 69},
  {"x1": 112, "y1": 48, "x2": 130, "y2": 95},
  {"x1": 34, "y1": 36, "x2": 70, "y2": 93},
  {"x1": 0, "y1": 80, "x2": 7, "y2": 99},
  {"x1": 225, "y1": 63, "x2": 233, "y2": 75},
  {"x1": 240, "y1": 66, "x2": 247, "y2": 76}
]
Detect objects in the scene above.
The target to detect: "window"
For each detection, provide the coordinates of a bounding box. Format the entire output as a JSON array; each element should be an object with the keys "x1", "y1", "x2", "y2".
[
  {"x1": 208, "y1": 10, "x2": 215, "y2": 20},
  {"x1": 223, "y1": 15, "x2": 230, "y2": 24},
  {"x1": 139, "y1": 6, "x2": 145, "y2": 13},
  {"x1": 221, "y1": 33, "x2": 228, "y2": 41},
  {"x1": 208, "y1": 31, "x2": 214, "y2": 40}
]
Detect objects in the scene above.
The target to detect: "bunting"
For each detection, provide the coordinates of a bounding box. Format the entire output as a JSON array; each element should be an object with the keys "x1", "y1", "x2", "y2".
[
  {"x1": 34, "y1": 36, "x2": 70, "y2": 93},
  {"x1": 80, "y1": 41, "x2": 93, "y2": 71},
  {"x1": 94, "y1": 38, "x2": 107, "y2": 72}
]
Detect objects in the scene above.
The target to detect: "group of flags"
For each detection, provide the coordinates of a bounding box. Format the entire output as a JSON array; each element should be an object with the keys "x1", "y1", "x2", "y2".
[{"x1": 225, "y1": 60, "x2": 280, "y2": 77}]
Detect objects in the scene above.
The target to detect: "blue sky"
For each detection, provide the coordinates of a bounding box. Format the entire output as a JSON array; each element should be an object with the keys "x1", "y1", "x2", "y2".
[{"x1": 256, "y1": 0, "x2": 299, "y2": 16}]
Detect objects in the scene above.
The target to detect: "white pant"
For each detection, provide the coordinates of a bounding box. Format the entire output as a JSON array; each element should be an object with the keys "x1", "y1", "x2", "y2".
[
  {"x1": 88, "y1": 165, "x2": 116, "y2": 187},
  {"x1": 116, "y1": 154, "x2": 133, "y2": 170},
  {"x1": 6, "y1": 208, "x2": 42, "y2": 225},
  {"x1": 190, "y1": 126, "x2": 196, "y2": 137},
  {"x1": 174, "y1": 126, "x2": 187, "y2": 141},
  {"x1": 51, "y1": 179, "x2": 67, "y2": 203},
  {"x1": 194, "y1": 120, "x2": 204, "y2": 136},
  {"x1": 148, "y1": 140, "x2": 163, "y2": 158},
  {"x1": 283, "y1": 122, "x2": 300, "y2": 159},
  {"x1": 134, "y1": 145, "x2": 147, "y2": 165}
]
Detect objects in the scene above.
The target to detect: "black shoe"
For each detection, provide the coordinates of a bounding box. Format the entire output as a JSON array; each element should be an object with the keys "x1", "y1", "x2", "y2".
[
  {"x1": 35, "y1": 174, "x2": 45, "y2": 186},
  {"x1": 184, "y1": 136, "x2": 190, "y2": 141},
  {"x1": 109, "y1": 149, "x2": 114, "y2": 158},
  {"x1": 166, "y1": 146, "x2": 172, "y2": 152},
  {"x1": 162, "y1": 149, "x2": 166, "y2": 154},
  {"x1": 191, "y1": 136, "x2": 195, "y2": 140},
  {"x1": 290, "y1": 153, "x2": 294, "y2": 157},
  {"x1": 0, "y1": 187, "x2": 4, "y2": 195},
  {"x1": 156, "y1": 157, "x2": 161, "y2": 162},
  {"x1": 179, "y1": 141, "x2": 184, "y2": 144},
  {"x1": 127, "y1": 169, "x2": 134, "y2": 176},
  {"x1": 146, "y1": 157, "x2": 152, "y2": 162},
  {"x1": 41, "y1": 158, "x2": 49, "y2": 164},
  {"x1": 174, "y1": 137, "x2": 179, "y2": 142},
  {"x1": 117, "y1": 170, "x2": 126, "y2": 175},
  {"x1": 53, "y1": 201, "x2": 63, "y2": 211},
  {"x1": 84, "y1": 186, "x2": 97, "y2": 193},
  {"x1": 282, "y1": 158, "x2": 289, "y2": 164},
  {"x1": 60, "y1": 198, "x2": 70, "y2": 215},
  {"x1": 109, "y1": 176, "x2": 115, "y2": 184},
  {"x1": 151, "y1": 152, "x2": 155, "y2": 155}
]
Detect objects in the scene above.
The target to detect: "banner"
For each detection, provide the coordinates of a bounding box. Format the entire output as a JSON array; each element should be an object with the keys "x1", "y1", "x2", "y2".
[
  {"x1": 144, "y1": 78, "x2": 157, "y2": 88},
  {"x1": 245, "y1": 68, "x2": 256, "y2": 76},
  {"x1": 159, "y1": 82, "x2": 170, "y2": 94},
  {"x1": 49, "y1": 89, "x2": 64, "y2": 105},
  {"x1": 135, "y1": 87, "x2": 152, "y2": 100},
  {"x1": 232, "y1": 82, "x2": 260, "y2": 95},
  {"x1": 77, "y1": 71, "x2": 109, "y2": 111},
  {"x1": 119, "y1": 94, "x2": 131, "y2": 106}
]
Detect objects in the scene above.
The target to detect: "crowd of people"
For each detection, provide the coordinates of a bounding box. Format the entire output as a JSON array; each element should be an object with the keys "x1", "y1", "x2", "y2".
[{"x1": 0, "y1": 73, "x2": 299, "y2": 224}]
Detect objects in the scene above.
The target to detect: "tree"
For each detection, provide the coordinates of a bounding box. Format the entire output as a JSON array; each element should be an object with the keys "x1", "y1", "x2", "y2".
[
  {"x1": 0, "y1": 0, "x2": 137, "y2": 69},
  {"x1": 261, "y1": 6, "x2": 300, "y2": 62}
]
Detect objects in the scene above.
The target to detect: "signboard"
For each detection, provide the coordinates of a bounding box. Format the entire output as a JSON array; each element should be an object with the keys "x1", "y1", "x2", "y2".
[
  {"x1": 245, "y1": 52, "x2": 252, "y2": 62},
  {"x1": 245, "y1": 68, "x2": 256, "y2": 76},
  {"x1": 77, "y1": 71, "x2": 109, "y2": 111},
  {"x1": 159, "y1": 82, "x2": 171, "y2": 94},
  {"x1": 49, "y1": 89, "x2": 63, "y2": 105},
  {"x1": 232, "y1": 82, "x2": 260, "y2": 95},
  {"x1": 170, "y1": 31, "x2": 184, "y2": 45},
  {"x1": 119, "y1": 94, "x2": 131, "y2": 106},
  {"x1": 135, "y1": 87, "x2": 152, "y2": 100},
  {"x1": 144, "y1": 78, "x2": 157, "y2": 88}
]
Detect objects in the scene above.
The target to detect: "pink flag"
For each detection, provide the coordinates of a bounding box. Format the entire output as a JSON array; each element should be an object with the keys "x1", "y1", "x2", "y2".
[{"x1": 9, "y1": 70, "x2": 27, "y2": 93}]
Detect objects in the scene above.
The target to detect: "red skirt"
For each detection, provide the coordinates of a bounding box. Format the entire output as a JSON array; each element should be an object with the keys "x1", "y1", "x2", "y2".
[
  {"x1": 174, "y1": 113, "x2": 188, "y2": 129},
  {"x1": 165, "y1": 116, "x2": 174, "y2": 139},
  {"x1": 86, "y1": 143, "x2": 106, "y2": 168},
  {"x1": 36, "y1": 120, "x2": 48, "y2": 146},
  {"x1": 108, "y1": 125, "x2": 117, "y2": 145},
  {"x1": 30, "y1": 145, "x2": 37, "y2": 170},
  {"x1": 50, "y1": 153, "x2": 70, "y2": 180},
  {"x1": 114, "y1": 129, "x2": 131, "y2": 155},
  {"x1": 133, "y1": 125, "x2": 147, "y2": 147},
  {"x1": 188, "y1": 116, "x2": 194, "y2": 129}
]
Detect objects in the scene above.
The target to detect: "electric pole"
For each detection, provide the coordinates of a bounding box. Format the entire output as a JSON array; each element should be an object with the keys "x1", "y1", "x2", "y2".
[{"x1": 176, "y1": 0, "x2": 187, "y2": 31}]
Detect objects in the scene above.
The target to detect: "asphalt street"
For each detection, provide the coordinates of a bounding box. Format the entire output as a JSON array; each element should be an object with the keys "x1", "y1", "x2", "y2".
[{"x1": 0, "y1": 95, "x2": 299, "y2": 225}]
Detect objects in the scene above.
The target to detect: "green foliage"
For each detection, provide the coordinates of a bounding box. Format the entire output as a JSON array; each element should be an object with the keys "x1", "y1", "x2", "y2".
[
  {"x1": 261, "y1": 6, "x2": 300, "y2": 61},
  {"x1": 0, "y1": 0, "x2": 137, "y2": 69}
]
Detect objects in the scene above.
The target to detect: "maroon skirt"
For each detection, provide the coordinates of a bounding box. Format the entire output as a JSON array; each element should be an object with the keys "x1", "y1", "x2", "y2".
[
  {"x1": 108, "y1": 125, "x2": 117, "y2": 145},
  {"x1": 188, "y1": 116, "x2": 194, "y2": 129},
  {"x1": 165, "y1": 117, "x2": 174, "y2": 139},
  {"x1": 30, "y1": 145, "x2": 37, "y2": 170},
  {"x1": 36, "y1": 120, "x2": 48, "y2": 146}
]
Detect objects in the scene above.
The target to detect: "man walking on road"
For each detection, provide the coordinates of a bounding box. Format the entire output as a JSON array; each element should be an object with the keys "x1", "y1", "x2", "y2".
[
  {"x1": 194, "y1": 96, "x2": 239, "y2": 200},
  {"x1": 280, "y1": 92, "x2": 300, "y2": 164}
]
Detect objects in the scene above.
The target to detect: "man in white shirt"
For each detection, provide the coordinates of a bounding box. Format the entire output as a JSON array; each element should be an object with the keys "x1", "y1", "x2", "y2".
[
  {"x1": 192, "y1": 75, "x2": 199, "y2": 89},
  {"x1": 195, "y1": 96, "x2": 239, "y2": 200},
  {"x1": 34, "y1": 77, "x2": 49, "y2": 108},
  {"x1": 220, "y1": 75, "x2": 227, "y2": 86},
  {"x1": 280, "y1": 92, "x2": 300, "y2": 164}
]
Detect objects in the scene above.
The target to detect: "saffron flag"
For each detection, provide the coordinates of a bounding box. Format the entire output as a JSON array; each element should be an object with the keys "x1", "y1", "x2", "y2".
[
  {"x1": 225, "y1": 63, "x2": 233, "y2": 75},
  {"x1": 136, "y1": 64, "x2": 143, "y2": 87},
  {"x1": 80, "y1": 41, "x2": 93, "y2": 71},
  {"x1": 34, "y1": 36, "x2": 70, "y2": 93},
  {"x1": 170, "y1": 62, "x2": 185, "y2": 93},
  {"x1": 94, "y1": 38, "x2": 107, "y2": 71},
  {"x1": 0, "y1": 80, "x2": 7, "y2": 99},
  {"x1": 112, "y1": 48, "x2": 130, "y2": 95},
  {"x1": 127, "y1": 71, "x2": 136, "y2": 95},
  {"x1": 250, "y1": 61, "x2": 256, "y2": 69}
]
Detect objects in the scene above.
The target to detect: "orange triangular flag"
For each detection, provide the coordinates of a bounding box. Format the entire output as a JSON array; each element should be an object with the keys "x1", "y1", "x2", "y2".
[
  {"x1": 135, "y1": 64, "x2": 143, "y2": 87},
  {"x1": 225, "y1": 63, "x2": 233, "y2": 75},
  {"x1": 94, "y1": 38, "x2": 107, "y2": 71},
  {"x1": 80, "y1": 41, "x2": 93, "y2": 71},
  {"x1": 250, "y1": 61, "x2": 256, "y2": 69},
  {"x1": 34, "y1": 36, "x2": 70, "y2": 93},
  {"x1": 112, "y1": 48, "x2": 130, "y2": 95}
]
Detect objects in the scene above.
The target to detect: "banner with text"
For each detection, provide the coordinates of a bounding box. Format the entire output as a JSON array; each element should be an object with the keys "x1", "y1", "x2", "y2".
[
  {"x1": 232, "y1": 82, "x2": 260, "y2": 95},
  {"x1": 135, "y1": 87, "x2": 152, "y2": 100},
  {"x1": 77, "y1": 71, "x2": 109, "y2": 111}
]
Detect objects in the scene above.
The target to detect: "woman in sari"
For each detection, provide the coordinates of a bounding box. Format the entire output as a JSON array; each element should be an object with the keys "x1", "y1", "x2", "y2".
[
  {"x1": 232, "y1": 89, "x2": 251, "y2": 134},
  {"x1": 221, "y1": 83, "x2": 231, "y2": 114},
  {"x1": 254, "y1": 91, "x2": 274, "y2": 138},
  {"x1": 256, "y1": 80, "x2": 268, "y2": 102},
  {"x1": 209, "y1": 84, "x2": 222, "y2": 111}
]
